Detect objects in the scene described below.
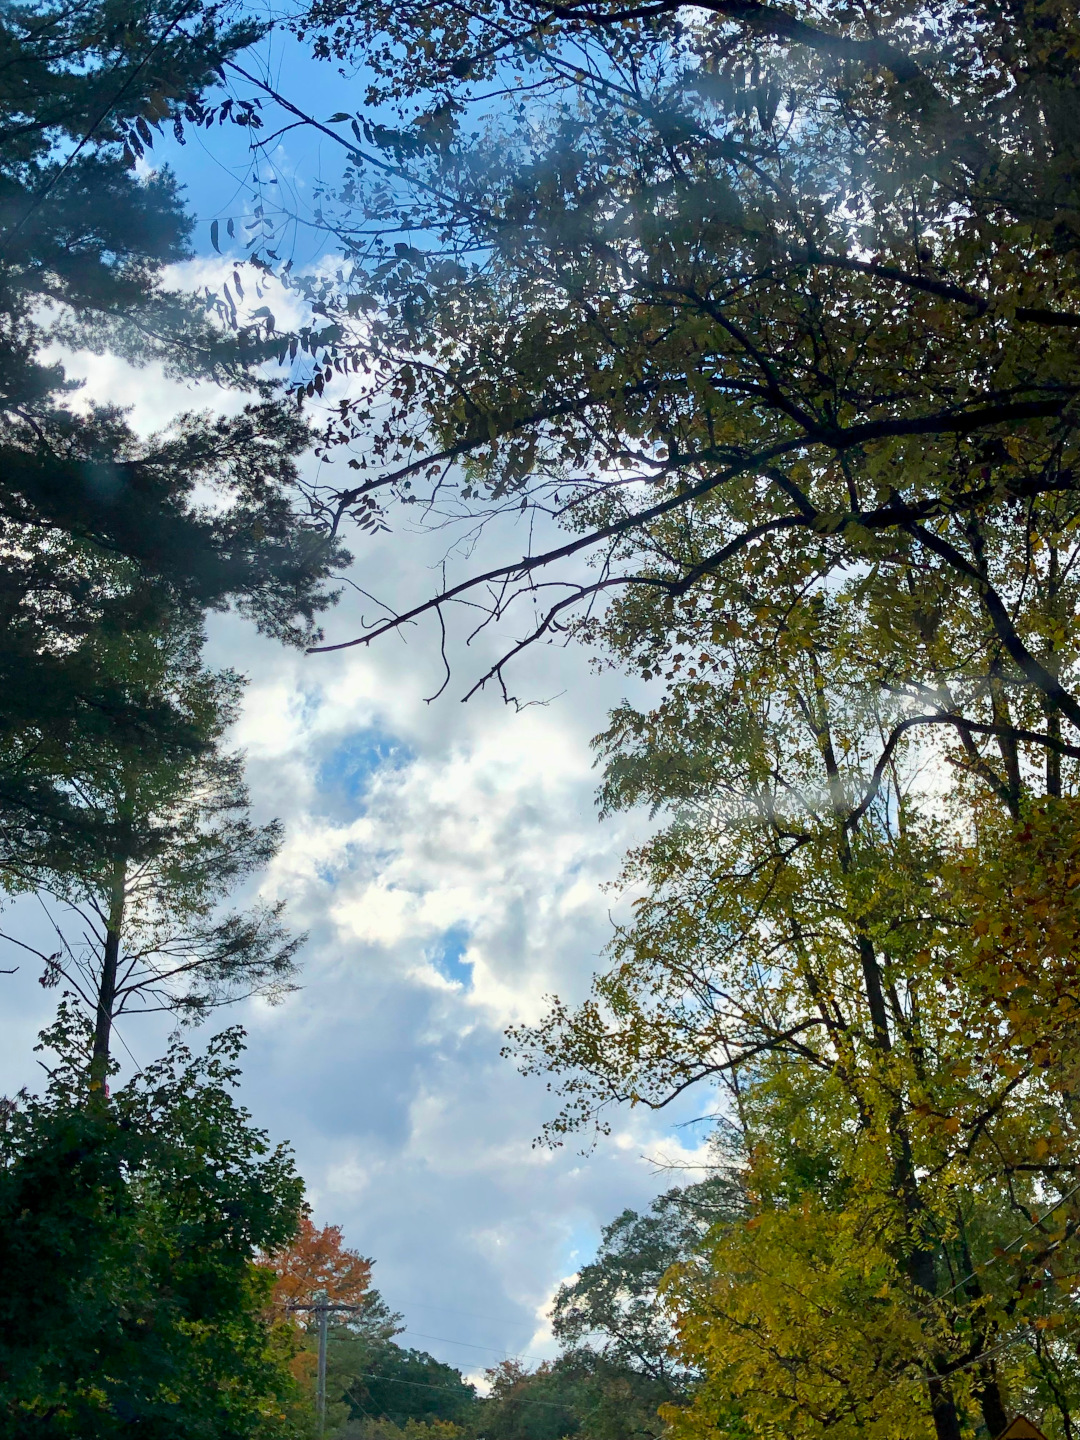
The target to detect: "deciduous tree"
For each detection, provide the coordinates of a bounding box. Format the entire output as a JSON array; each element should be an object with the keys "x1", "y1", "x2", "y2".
[
  {"x1": 510, "y1": 575, "x2": 1080, "y2": 1439},
  {"x1": 265, "y1": 1216, "x2": 375, "y2": 1316},
  {"x1": 0, "y1": 1009, "x2": 305, "y2": 1438},
  {"x1": 211, "y1": 0, "x2": 1078, "y2": 746},
  {"x1": 553, "y1": 1173, "x2": 740, "y2": 1391}
]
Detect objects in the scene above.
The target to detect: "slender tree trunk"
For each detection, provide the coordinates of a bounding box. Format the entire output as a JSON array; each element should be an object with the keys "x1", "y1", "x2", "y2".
[
  {"x1": 989, "y1": 665, "x2": 1022, "y2": 818},
  {"x1": 926, "y1": 1378, "x2": 965, "y2": 1440},
  {"x1": 955, "y1": 1213, "x2": 1009, "y2": 1435},
  {"x1": 810, "y1": 672, "x2": 966, "y2": 1440},
  {"x1": 90, "y1": 858, "x2": 126, "y2": 1095},
  {"x1": 975, "y1": 1364, "x2": 1009, "y2": 1437},
  {"x1": 1047, "y1": 543, "x2": 1062, "y2": 799}
]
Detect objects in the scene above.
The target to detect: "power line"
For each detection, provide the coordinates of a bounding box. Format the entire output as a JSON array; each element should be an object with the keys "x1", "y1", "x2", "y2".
[
  {"x1": 344, "y1": 1370, "x2": 573, "y2": 1412},
  {"x1": 396, "y1": 1297, "x2": 535, "y2": 1329},
  {"x1": 400, "y1": 1330, "x2": 550, "y2": 1363},
  {"x1": 916, "y1": 1178, "x2": 1080, "y2": 1318}
]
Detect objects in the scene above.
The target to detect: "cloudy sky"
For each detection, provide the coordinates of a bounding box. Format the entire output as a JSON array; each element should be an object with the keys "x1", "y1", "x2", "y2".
[{"x1": 0, "y1": 18, "x2": 717, "y2": 1383}]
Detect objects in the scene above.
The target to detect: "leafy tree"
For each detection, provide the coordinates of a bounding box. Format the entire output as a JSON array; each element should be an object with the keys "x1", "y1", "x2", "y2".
[
  {"x1": 210, "y1": 35, "x2": 1080, "y2": 1438},
  {"x1": 474, "y1": 1360, "x2": 579, "y2": 1440},
  {"x1": 509, "y1": 575, "x2": 1080, "y2": 1440},
  {"x1": 471, "y1": 1346, "x2": 692, "y2": 1440},
  {"x1": 503, "y1": 1175, "x2": 744, "y2": 1440},
  {"x1": 260, "y1": 1215, "x2": 408, "y2": 1440},
  {"x1": 264, "y1": 1239, "x2": 461, "y2": 1440},
  {"x1": 32, "y1": 4, "x2": 1080, "y2": 1435},
  {"x1": 0, "y1": 1007, "x2": 305, "y2": 1438},
  {"x1": 219, "y1": 0, "x2": 1080, "y2": 751},
  {"x1": 264, "y1": 1216, "x2": 376, "y2": 1316},
  {"x1": 0, "y1": 620, "x2": 302, "y2": 1088},
  {"x1": 553, "y1": 1175, "x2": 740, "y2": 1390},
  {"x1": 265, "y1": 1219, "x2": 404, "y2": 1435},
  {"x1": 479, "y1": 1353, "x2": 675, "y2": 1440},
  {"x1": 537, "y1": 1352, "x2": 679, "y2": 1440},
  {"x1": 336, "y1": 1340, "x2": 476, "y2": 1431},
  {"x1": 331, "y1": 1182, "x2": 741, "y2": 1440},
  {"x1": 338, "y1": 1420, "x2": 468, "y2": 1440}
]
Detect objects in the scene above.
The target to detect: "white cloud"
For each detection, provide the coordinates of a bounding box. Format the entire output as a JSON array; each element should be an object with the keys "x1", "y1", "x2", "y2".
[
  {"x1": 203, "y1": 596, "x2": 710, "y2": 1366},
  {"x1": 0, "y1": 314, "x2": 717, "y2": 1378}
]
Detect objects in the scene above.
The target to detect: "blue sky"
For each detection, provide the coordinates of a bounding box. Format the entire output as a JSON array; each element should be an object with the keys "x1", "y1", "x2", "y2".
[{"x1": 0, "y1": 12, "x2": 719, "y2": 1381}]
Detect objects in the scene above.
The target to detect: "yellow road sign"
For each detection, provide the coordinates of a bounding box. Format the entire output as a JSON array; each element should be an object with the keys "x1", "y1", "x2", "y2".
[{"x1": 995, "y1": 1419, "x2": 1049, "y2": 1440}]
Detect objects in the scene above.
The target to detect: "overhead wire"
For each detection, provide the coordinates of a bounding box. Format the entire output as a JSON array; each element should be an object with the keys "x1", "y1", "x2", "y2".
[
  {"x1": 342, "y1": 1370, "x2": 573, "y2": 1412},
  {"x1": 400, "y1": 1330, "x2": 550, "y2": 1364},
  {"x1": 917, "y1": 1177, "x2": 1080, "y2": 1318}
]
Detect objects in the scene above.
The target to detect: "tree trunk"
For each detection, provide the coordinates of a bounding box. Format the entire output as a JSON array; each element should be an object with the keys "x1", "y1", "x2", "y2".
[
  {"x1": 926, "y1": 1377, "x2": 965, "y2": 1440},
  {"x1": 89, "y1": 858, "x2": 126, "y2": 1095},
  {"x1": 957, "y1": 1216, "x2": 1010, "y2": 1436},
  {"x1": 1047, "y1": 543, "x2": 1062, "y2": 799},
  {"x1": 975, "y1": 1364, "x2": 1009, "y2": 1438},
  {"x1": 815, "y1": 689, "x2": 965, "y2": 1440},
  {"x1": 810, "y1": 665, "x2": 967, "y2": 1440}
]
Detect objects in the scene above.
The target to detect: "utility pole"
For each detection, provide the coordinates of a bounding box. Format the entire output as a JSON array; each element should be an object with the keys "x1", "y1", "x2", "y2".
[
  {"x1": 316, "y1": 1290, "x2": 329, "y2": 1433},
  {"x1": 285, "y1": 1295, "x2": 362, "y2": 1434}
]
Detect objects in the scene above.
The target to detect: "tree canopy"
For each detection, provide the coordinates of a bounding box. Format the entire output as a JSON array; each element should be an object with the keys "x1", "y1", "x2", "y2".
[
  {"x1": 0, "y1": 1013, "x2": 304, "y2": 1438},
  {"x1": 0, "y1": 0, "x2": 341, "y2": 623},
  {"x1": 9, "y1": 2, "x2": 1080, "y2": 1437},
  {"x1": 0, "y1": 619, "x2": 302, "y2": 1086},
  {"x1": 265, "y1": 1217, "x2": 376, "y2": 1317},
  {"x1": 552, "y1": 1175, "x2": 741, "y2": 1390},
  {"x1": 211, "y1": 5, "x2": 1080, "y2": 1434},
  {"x1": 507, "y1": 569, "x2": 1080, "y2": 1440},
  {"x1": 0, "y1": 0, "x2": 347, "y2": 859},
  {"x1": 212, "y1": 0, "x2": 1079, "y2": 737}
]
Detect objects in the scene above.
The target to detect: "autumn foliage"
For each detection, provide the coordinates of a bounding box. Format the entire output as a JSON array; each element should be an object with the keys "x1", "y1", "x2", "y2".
[{"x1": 262, "y1": 1216, "x2": 374, "y2": 1317}]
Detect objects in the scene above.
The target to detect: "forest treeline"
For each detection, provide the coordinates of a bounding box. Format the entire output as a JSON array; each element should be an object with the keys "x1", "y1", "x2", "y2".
[
  {"x1": 264, "y1": 1193, "x2": 732, "y2": 1440},
  {"x1": 2, "y1": 0, "x2": 1080, "y2": 1436}
]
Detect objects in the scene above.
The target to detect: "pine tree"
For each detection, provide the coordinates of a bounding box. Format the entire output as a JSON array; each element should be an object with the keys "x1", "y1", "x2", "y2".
[
  {"x1": 1, "y1": 621, "x2": 302, "y2": 1087},
  {"x1": 0, "y1": 0, "x2": 345, "y2": 847}
]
